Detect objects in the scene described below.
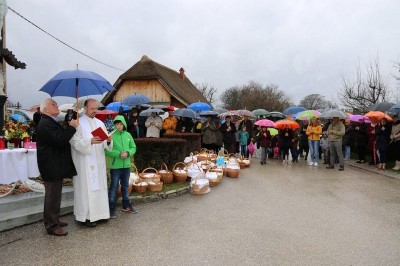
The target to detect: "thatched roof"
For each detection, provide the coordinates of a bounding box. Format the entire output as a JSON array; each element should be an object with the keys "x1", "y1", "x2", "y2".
[{"x1": 102, "y1": 55, "x2": 209, "y2": 106}]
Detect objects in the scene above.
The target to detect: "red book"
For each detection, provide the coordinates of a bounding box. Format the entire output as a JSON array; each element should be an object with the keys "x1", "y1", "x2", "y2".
[{"x1": 91, "y1": 127, "x2": 115, "y2": 141}]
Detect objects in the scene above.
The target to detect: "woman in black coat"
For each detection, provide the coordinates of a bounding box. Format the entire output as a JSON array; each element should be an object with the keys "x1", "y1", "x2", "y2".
[
  {"x1": 375, "y1": 118, "x2": 392, "y2": 170},
  {"x1": 279, "y1": 125, "x2": 294, "y2": 163},
  {"x1": 36, "y1": 99, "x2": 77, "y2": 236},
  {"x1": 220, "y1": 116, "x2": 237, "y2": 154}
]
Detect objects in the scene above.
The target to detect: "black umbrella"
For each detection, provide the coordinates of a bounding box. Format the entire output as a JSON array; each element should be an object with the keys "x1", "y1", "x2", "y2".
[{"x1": 367, "y1": 102, "x2": 395, "y2": 112}]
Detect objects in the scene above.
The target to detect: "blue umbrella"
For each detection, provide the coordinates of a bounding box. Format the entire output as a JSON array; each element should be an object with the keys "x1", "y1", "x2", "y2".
[
  {"x1": 106, "y1": 102, "x2": 130, "y2": 112},
  {"x1": 173, "y1": 108, "x2": 200, "y2": 119},
  {"x1": 10, "y1": 114, "x2": 28, "y2": 124},
  {"x1": 283, "y1": 106, "x2": 307, "y2": 115},
  {"x1": 39, "y1": 69, "x2": 115, "y2": 98},
  {"x1": 187, "y1": 102, "x2": 212, "y2": 112},
  {"x1": 122, "y1": 94, "x2": 150, "y2": 107}
]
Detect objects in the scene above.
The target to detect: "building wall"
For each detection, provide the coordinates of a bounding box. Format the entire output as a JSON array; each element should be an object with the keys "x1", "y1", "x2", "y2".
[{"x1": 114, "y1": 80, "x2": 171, "y2": 104}]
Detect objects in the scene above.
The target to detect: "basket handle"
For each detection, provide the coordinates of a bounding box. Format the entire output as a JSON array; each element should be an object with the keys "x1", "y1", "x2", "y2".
[
  {"x1": 142, "y1": 167, "x2": 159, "y2": 174},
  {"x1": 173, "y1": 162, "x2": 187, "y2": 171},
  {"x1": 131, "y1": 163, "x2": 139, "y2": 175},
  {"x1": 160, "y1": 163, "x2": 169, "y2": 172}
]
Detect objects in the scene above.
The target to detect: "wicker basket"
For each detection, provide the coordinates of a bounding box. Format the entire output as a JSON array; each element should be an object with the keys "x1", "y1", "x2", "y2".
[
  {"x1": 191, "y1": 178, "x2": 210, "y2": 195},
  {"x1": 173, "y1": 162, "x2": 188, "y2": 183},
  {"x1": 159, "y1": 163, "x2": 174, "y2": 184},
  {"x1": 206, "y1": 168, "x2": 223, "y2": 187},
  {"x1": 133, "y1": 183, "x2": 147, "y2": 193},
  {"x1": 225, "y1": 166, "x2": 240, "y2": 178},
  {"x1": 148, "y1": 181, "x2": 163, "y2": 192},
  {"x1": 139, "y1": 167, "x2": 161, "y2": 183}
]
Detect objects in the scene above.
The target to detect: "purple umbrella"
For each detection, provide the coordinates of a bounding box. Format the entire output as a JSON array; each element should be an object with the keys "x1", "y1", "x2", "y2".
[{"x1": 349, "y1": 114, "x2": 371, "y2": 123}]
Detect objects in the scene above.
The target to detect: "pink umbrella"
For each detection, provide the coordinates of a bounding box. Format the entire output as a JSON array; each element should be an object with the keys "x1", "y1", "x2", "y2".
[{"x1": 254, "y1": 119, "x2": 276, "y2": 127}]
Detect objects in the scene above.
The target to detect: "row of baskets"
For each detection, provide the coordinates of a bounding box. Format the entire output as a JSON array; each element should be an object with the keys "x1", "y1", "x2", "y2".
[{"x1": 119, "y1": 149, "x2": 252, "y2": 195}]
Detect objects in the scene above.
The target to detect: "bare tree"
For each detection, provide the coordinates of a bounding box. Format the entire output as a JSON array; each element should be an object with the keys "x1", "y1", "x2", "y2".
[
  {"x1": 220, "y1": 81, "x2": 292, "y2": 111},
  {"x1": 195, "y1": 82, "x2": 218, "y2": 105},
  {"x1": 300, "y1": 94, "x2": 337, "y2": 110},
  {"x1": 338, "y1": 55, "x2": 389, "y2": 112}
]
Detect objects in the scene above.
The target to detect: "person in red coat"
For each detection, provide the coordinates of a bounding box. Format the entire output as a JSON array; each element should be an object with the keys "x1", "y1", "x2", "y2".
[{"x1": 36, "y1": 98, "x2": 78, "y2": 236}]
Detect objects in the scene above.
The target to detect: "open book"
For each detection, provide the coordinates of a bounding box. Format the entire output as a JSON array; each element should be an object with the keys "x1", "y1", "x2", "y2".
[{"x1": 91, "y1": 127, "x2": 116, "y2": 141}]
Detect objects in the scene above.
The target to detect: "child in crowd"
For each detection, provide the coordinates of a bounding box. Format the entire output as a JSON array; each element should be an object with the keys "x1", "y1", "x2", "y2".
[
  {"x1": 257, "y1": 127, "x2": 271, "y2": 165},
  {"x1": 239, "y1": 126, "x2": 249, "y2": 157},
  {"x1": 247, "y1": 137, "x2": 256, "y2": 158},
  {"x1": 320, "y1": 132, "x2": 330, "y2": 164},
  {"x1": 105, "y1": 115, "x2": 137, "y2": 218},
  {"x1": 273, "y1": 144, "x2": 280, "y2": 159}
]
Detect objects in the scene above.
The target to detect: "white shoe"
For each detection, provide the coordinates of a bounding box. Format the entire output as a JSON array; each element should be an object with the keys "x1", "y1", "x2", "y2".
[
  {"x1": 308, "y1": 162, "x2": 314, "y2": 166},
  {"x1": 314, "y1": 162, "x2": 318, "y2": 167}
]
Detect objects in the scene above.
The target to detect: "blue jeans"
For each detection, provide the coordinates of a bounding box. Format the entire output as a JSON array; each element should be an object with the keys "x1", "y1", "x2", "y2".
[
  {"x1": 109, "y1": 168, "x2": 131, "y2": 211},
  {"x1": 240, "y1": 145, "x2": 247, "y2": 157},
  {"x1": 308, "y1": 140, "x2": 320, "y2": 163},
  {"x1": 344, "y1": 146, "x2": 350, "y2": 160}
]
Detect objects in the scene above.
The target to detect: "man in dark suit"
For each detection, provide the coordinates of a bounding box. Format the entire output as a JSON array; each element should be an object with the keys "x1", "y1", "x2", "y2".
[{"x1": 36, "y1": 98, "x2": 78, "y2": 236}]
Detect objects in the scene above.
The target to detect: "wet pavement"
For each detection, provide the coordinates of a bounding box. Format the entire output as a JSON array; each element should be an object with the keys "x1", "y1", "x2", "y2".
[{"x1": 1, "y1": 158, "x2": 400, "y2": 265}]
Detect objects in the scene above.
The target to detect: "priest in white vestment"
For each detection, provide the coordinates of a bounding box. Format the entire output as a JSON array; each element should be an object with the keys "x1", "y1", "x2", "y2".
[{"x1": 70, "y1": 99, "x2": 112, "y2": 227}]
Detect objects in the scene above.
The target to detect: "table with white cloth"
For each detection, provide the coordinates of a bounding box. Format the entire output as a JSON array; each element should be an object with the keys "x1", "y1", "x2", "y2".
[{"x1": 0, "y1": 148, "x2": 40, "y2": 196}]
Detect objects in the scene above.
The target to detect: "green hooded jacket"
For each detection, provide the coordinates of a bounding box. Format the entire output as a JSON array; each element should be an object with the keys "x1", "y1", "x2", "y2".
[{"x1": 105, "y1": 115, "x2": 136, "y2": 169}]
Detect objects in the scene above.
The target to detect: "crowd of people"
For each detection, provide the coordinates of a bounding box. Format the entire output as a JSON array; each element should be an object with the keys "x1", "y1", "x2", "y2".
[{"x1": 33, "y1": 99, "x2": 400, "y2": 236}]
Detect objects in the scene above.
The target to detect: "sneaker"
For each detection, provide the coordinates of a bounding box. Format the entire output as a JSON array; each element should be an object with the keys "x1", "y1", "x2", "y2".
[
  {"x1": 110, "y1": 212, "x2": 116, "y2": 219},
  {"x1": 122, "y1": 207, "x2": 138, "y2": 214},
  {"x1": 308, "y1": 162, "x2": 314, "y2": 166},
  {"x1": 338, "y1": 166, "x2": 344, "y2": 171},
  {"x1": 326, "y1": 165, "x2": 334, "y2": 169},
  {"x1": 314, "y1": 162, "x2": 318, "y2": 167}
]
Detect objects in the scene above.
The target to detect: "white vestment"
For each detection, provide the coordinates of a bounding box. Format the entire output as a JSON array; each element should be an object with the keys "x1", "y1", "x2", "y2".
[{"x1": 70, "y1": 115, "x2": 112, "y2": 222}]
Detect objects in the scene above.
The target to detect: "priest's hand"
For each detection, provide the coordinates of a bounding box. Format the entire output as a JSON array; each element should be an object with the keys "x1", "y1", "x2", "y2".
[{"x1": 91, "y1": 136, "x2": 103, "y2": 144}]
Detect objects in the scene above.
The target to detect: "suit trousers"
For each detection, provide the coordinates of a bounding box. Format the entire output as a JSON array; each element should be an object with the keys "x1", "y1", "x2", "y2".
[{"x1": 43, "y1": 179, "x2": 63, "y2": 230}]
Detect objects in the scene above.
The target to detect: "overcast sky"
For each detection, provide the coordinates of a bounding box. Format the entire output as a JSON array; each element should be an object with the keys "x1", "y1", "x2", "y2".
[{"x1": 4, "y1": 0, "x2": 400, "y2": 109}]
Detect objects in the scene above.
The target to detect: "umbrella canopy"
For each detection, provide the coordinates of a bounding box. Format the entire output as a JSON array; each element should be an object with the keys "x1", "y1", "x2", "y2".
[
  {"x1": 364, "y1": 111, "x2": 393, "y2": 122},
  {"x1": 139, "y1": 108, "x2": 165, "y2": 117},
  {"x1": 10, "y1": 114, "x2": 28, "y2": 124},
  {"x1": 173, "y1": 108, "x2": 200, "y2": 119},
  {"x1": 295, "y1": 110, "x2": 321, "y2": 121},
  {"x1": 349, "y1": 114, "x2": 370, "y2": 123},
  {"x1": 267, "y1": 111, "x2": 286, "y2": 119},
  {"x1": 95, "y1": 110, "x2": 118, "y2": 121},
  {"x1": 213, "y1": 108, "x2": 229, "y2": 114},
  {"x1": 187, "y1": 102, "x2": 212, "y2": 112},
  {"x1": 218, "y1": 111, "x2": 242, "y2": 120},
  {"x1": 387, "y1": 102, "x2": 400, "y2": 115},
  {"x1": 366, "y1": 102, "x2": 395, "y2": 112},
  {"x1": 58, "y1": 103, "x2": 74, "y2": 112},
  {"x1": 235, "y1": 109, "x2": 255, "y2": 118},
  {"x1": 39, "y1": 69, "x2": 115, "y2": 98},
  {"x1": 274, "y1": 120, "x2": 300, "y2": 130},
  {"x1": 106, "y1": 102, "x2": 130, "y2": 112},
  {"x1": 267, "y1": 128, "x2": 279, "y2": 136},
  {"x1": 283, "y1": 106, "x2": 307, "y2": 115},
  {"x1": 254, "y1": 119, "x2": 276, "y2": 127},
  {"x1": 199, "y1": 110, "x2": 219, "y2": 116},
  {"x1": 122, "y1": 94, "x2": 150, "y2": 107},
  {"x1": 252, "y1": 109, "x2": 270, "y2": 117},
  {"x1": 320, "y1": 110, "x2": 349, "y2": 119}
]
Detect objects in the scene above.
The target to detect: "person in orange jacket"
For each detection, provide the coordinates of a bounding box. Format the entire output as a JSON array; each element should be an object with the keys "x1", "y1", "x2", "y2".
[
  {"x1": 306, "y1": 117, "x2": 322, "y2": 166},
  {"x1": 162, "y1": 108, "x2": 178, "y2": 134}
]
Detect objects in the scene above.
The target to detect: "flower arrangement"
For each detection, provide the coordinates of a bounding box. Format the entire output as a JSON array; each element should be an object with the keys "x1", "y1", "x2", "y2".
[{"x1": 2, "y1": 118, "x2": 30, "y2": 140}]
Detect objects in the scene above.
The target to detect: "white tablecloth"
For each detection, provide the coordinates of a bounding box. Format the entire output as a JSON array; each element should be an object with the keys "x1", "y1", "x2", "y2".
[{"x1": 0, "y1": 148, "x2": 40, "y2": 184}]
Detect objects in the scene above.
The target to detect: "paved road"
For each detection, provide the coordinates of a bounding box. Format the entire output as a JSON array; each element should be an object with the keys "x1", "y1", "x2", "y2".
[{"x1": 1, "y1": 159, "x2": 400, "y2": 265}]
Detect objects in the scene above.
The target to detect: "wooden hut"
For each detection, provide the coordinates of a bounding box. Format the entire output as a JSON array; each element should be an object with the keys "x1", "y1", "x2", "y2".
[{"x1": 102, "y1": 55, "x2": 209, "y2": 108}]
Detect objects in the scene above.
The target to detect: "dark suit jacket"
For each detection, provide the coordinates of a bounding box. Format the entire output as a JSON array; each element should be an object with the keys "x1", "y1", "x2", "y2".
[{"x1": 36, "y1": 114, "x2": 77, "y2": 180}]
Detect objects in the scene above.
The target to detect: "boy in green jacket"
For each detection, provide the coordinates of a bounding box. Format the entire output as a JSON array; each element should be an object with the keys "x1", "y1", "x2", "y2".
[{"x1": 105, "y1": 115, "x2": 137, "y2": 218}]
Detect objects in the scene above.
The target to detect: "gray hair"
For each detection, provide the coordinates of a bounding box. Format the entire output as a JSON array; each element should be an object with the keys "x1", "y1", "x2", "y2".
[{"x1": 40, "y1": 98, "x2": 55, "y2": 113}]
